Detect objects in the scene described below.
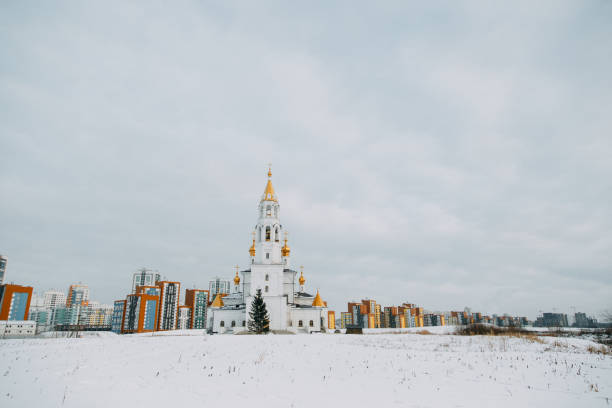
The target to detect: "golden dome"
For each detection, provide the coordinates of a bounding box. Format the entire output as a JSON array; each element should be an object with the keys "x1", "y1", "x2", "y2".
[
  {"x1": 281, "y1": 238, "x2": 290, "y2": 257},
  {"x1": 249, "y1": 233, "x2": 256, "y2": 257},
  {"x1": 211, "y1": 294, "x2": 224, "y2": 308},
  {"x1": 299, "y1": 270, "x2": 305, "y2": 286},
  {"x1": 312, "y1": 290, "x2": 325, "y2": 307},
  {"x1": 234, "y1": 270, "x2": 241, "y2": 286},
  {"x1": 262, "y1": 166, "x2": 277, "y2": 202}
]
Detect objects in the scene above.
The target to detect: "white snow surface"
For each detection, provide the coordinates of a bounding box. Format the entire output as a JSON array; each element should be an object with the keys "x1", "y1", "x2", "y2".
[{"x1": 1, "y1": 332, "x2": 610, "y2": 407}]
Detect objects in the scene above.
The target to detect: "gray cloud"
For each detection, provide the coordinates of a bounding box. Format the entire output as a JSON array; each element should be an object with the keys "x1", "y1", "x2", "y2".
[{"x1": 1, "y1": 1, "x2": 611, "y2": 318}]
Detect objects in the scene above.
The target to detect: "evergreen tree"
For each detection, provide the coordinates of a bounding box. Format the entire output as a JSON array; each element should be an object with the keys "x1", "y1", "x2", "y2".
[{"x1": 248, "y1": 289, "x2": 270, "y2": 334}]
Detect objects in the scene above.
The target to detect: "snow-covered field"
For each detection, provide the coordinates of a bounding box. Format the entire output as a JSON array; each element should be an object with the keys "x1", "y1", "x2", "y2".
[{"x1": 1, "y1": 332, "x2": 610, "y2": 407}]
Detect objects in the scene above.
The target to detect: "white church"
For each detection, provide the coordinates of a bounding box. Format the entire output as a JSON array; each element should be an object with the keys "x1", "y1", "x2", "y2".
[{"x1": 208, "y1": 167, "x2": 331, "y2": 334}]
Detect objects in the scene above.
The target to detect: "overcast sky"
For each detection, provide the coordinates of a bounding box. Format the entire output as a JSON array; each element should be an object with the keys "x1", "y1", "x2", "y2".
[{"x1": 1, "y1": 1, "x2": 611, "y2": 319}]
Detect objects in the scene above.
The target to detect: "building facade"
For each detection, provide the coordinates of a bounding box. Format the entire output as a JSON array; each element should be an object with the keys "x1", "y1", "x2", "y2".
[
  {"x1": 185, "y1": 289, "x2": 209, "y2": 329},
  {"x1": 0, "y1": 284, "x2": 33, "y2": 321},
  {"x1": 66, "y1": 284, "x2": 90, "y2": 307},
  {"x1": 112, "y1": 300, "x2": 126, "y2": 333},
  {"x1": 0, "y1": 320, "x2": 36, "y2": 338},
  {"x1": 0, "y1": 255, "x2": 7, "y2": 285},
  {"x1": 208, "y1": 168, "x2": 332, "y2": 334},
  {"x1": 123, "y1": 293, "x2": 159, "y2": 333},
  {"x1": 208, "y1": 278, "x2": 231, "y2": 297},
  {"x1": 157, "y1": 281, "x2": 180, "y2": 331},
  {"x1": 177, "y1": 306, "x2": 192, "y2": 329},
  {"x1": 43, "y1": 290, "x2": 67, "y2": 309},
  {"x1": 131, "y1": 268, "x2": 161, "y2": 294}
]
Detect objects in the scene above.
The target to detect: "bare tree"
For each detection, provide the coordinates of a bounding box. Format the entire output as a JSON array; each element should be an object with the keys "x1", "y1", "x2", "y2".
[{"x1": 602, "y1": 309, "x2": 612, "y2": 323}]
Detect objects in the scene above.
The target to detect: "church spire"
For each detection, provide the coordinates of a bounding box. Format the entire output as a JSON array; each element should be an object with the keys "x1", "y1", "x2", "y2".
[
  {"x1": 312, "y1": 289, "x2": 325, "y2": 307},
  {"x1": 261, "y1": 164, "x2": 277, "y2": 202}
]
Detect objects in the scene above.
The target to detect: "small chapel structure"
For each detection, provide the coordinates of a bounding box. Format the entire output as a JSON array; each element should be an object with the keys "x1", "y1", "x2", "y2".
[{"x1": 208, "y1": 167, "x2": 331, "y2": 333}]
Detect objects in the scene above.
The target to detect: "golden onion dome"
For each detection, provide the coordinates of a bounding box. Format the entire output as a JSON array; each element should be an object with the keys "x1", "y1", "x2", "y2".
[
  {"x1": 234, "y1": 270, "x2": 241, "y2": 286},
  {"x1": 299, "y1": 270, "x2": 305, "y2": 286},
  {"x1": 281, "y1": 238, "x2": 291, "y2": 257},
  {"x1": 249, "y1": 238, "x2": 256, "y2": 257}
]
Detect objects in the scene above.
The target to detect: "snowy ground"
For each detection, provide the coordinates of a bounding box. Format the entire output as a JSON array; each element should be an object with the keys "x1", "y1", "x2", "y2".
[{"x1": 1, "y1": 332, "x2": 610, "y2": 407}]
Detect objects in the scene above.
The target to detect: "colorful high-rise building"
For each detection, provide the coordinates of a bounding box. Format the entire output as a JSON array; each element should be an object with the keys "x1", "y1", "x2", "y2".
[
  {"x1": 0, "y1": 284, "x2": 33, "y2": 321},
  {"x1": 177, "y1": 305, "x2": 192, "y2": 329},
  {"x1": 208, "y1": 277, "x2": 230, "y2": 297},
  {"x1": 136, "y1": 285, "x2": 161, "y2": 297},
  {"x1": 131, "y1": 268, "x2": 161, "y2": 294},
  {"x1": 43, "y1": 290, "x2": 67, "y2": 309},
  {"x1": 66, "y1": 284, "x2": 89, "y2": 307},
  {"x1": 111, "y1": 300, "x2": 126, "y2": 333},
  {"x1": 185, "y1": 289, "x2": 209, "y2": 329},
  {"x1": 0, "y1": 255, "x2": 7, "y2": 285},
  {"x1": 122, "y1": 293, "x2": 159, "y2": 333},
  {"x1": 156, "y1": 281, "x2": 180, "y2": 331},
  {"x1": 328, "y1": 311, "x2": 336, "y2": 330},
  {"x1": 341, "y1": 312, "x2": 352, "y2": 328}
]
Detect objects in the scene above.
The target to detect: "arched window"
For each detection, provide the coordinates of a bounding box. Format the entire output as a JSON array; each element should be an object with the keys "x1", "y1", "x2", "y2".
[
  {"x1": 275, "y1": 227, "x2": 280, "y2": 242},
  {"x1": 242, "y1": 321, "x2": 246, "y2": 327},
  {"x1": 309, "y1": 320, "x2": 314, "y2": 327},
  {"x1": 265, "y1": 285, "x2": 269, "y2": 293},
  {"x1": 220, "y1": 321, "x2": 225, "y2": 327},
  {"x1": 298, "y1": 320, "x2": 303, "y2": 327},
  {"x1": 266, "y1": 205, "x2": 271, "y2": 216},
  {"x1": 265, "y1": 274, "x2": 269, "y2": 281},
  {"x1": 231, "y1": 320, "x2": 236, "y2": 327},
  {"x1": 265, "y1": 226, "x2": 271, "y2": 241}
]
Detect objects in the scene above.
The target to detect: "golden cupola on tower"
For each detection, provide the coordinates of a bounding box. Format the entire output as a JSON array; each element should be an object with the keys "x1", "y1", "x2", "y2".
[
  {"x1": 281, "y1": 233, "x2": 291, "y2": 257},
  {"x1": 262, "y1": 165, "x2": 278, "y2": 202},
  {"x1": 299, "y1": 269, "x2": 305, "y2": 286},
  {"x1": 249, "y1": 232, "x2": 256, "y2": 257},
  {"x1": 234, "y1": 267, "x2": 241, "y2": 286}
]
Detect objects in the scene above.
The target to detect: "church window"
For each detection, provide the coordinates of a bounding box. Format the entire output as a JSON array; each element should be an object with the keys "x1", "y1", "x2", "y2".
[
  {"x1": 298, "y1": 320, "x2": 303, "y2": 327},
  {"x1": 231, "y1": 320, "x2": 236, "y2": 327},
  {"x1": 275, "y1": 227, "x2": 279, "y2": 242},
  {"x1": 266, "y1": 205, "x2": 271, "y2": 216},
  {"x1": 220, "y1": 321, "x2": 225, "y2": 327},
  {"x1": 265, "y1": 227, "x2": 270, "y2": 241},
  {"x1": 242, "y1": 321, "x2": 246, "y2": 327},
  {"x1": 309, "y1": 320, "x2": 314, "y2": 327},
  {"x1": 265, "y1": 285, "x2": 269, "y2": 293},
  {"x1": 266, "y1": 253, "x2": 269, "y2": 259},
  {"x1": 265, "y1": 274, "x2": 269, "y2": 281}
]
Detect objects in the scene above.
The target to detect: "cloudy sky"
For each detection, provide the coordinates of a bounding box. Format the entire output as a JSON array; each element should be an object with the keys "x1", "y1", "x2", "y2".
[{"x1": 1, "y1": 1, "x2": 611, "y2": 318}]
